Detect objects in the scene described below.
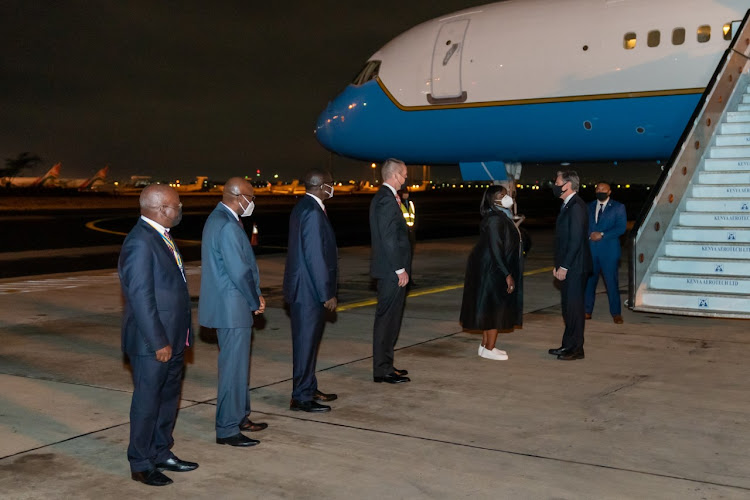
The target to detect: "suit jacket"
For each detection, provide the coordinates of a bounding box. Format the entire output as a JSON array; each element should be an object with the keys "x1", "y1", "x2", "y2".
[
  {"x1": 555, "y1": 193, "x2": 593, "y2": 274},
  {"x1": 118, "y1": 219, "x2": 193, "y2": 356},
  {"x1": 283, "y1": 195, "x2": 338, "y2": 304},
  {"x1": 588, "y1": 199, "x2": 627, "y2": 257},
  {"x1": 199, "y1": 203, "x2": 261, "y2": 328},
  {"x1": 369, "y1": 185, "x2": 412, "y2": 279}
]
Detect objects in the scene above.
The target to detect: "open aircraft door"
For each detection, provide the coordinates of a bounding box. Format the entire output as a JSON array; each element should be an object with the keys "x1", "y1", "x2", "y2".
[{"x1": 428, "y1": 19, "x2": 469, "y2": 103}]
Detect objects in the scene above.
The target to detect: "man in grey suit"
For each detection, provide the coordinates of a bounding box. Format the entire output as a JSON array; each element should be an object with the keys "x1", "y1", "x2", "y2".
[
  {"x1": 199, "y1": 177, "x2": 266, "y2": 447},
  {"x1": 369, "y1": 158, "x2": 412, "y2": 384}
]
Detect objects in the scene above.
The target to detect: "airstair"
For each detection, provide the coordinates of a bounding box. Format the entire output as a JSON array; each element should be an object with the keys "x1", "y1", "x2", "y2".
[{"x1": 629, "y1": 13, "x2": 750, "y2": 318}]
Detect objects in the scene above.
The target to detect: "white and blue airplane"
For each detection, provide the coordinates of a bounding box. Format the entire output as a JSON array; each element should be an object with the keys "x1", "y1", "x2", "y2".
[{"x1": 315, "y1": 0, "x2": 749, "y2": 180}]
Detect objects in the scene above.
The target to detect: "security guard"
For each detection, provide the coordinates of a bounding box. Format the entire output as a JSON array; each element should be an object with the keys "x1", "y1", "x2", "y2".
[{"x1": 398, "y1": 187, "x2": 416, "y2": 285}]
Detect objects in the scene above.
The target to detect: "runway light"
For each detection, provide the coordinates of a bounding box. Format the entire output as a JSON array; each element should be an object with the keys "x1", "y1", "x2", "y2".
[
  {"x1": 274, "y1": 174, "x2": 279, "y2": 179},
  {"x1": 625, "y1": 184, "x2": 631, "y2": 188},
  {"x1": 516, "y1": 183, "x2": 522, "y2": 188},
  {"x1": 617, "y1": 184, "x2": 621, "y2": 188},
  {"x1": 371, "y1": 163, "x2": 376, "y2": 169}
]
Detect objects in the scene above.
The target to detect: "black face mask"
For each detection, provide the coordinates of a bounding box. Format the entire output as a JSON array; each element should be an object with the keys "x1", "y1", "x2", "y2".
[
  {"x1": 552, "y1": 184, "x2": 564, "y2": 198},
  {"x1": 596, "y1": 192, "x2": 609, "y2": 202}
]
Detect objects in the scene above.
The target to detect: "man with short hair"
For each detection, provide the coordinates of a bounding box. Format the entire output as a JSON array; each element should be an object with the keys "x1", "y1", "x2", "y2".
[
  {"x1": 199, "y1": 177, "x2": 267, "y2": 448},
  {"x1": 585, "y1": 182, "x2": 627, "y2": 324},
  {"x1": 119, "y1": 184, "x2": 198, "y2": 486},
  {"x1": 549, "y1": 171, "x2": 592, "y2": 361},
  {"x1": 283, "y1": 169, "x2": 339, "y2": 412},
  {"x1": 369, "y1": 158, "x2": 412, "y2": 383}
]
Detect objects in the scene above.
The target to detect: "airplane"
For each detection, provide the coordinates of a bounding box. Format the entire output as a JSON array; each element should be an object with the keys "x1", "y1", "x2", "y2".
[
  {"x1": 1, "y1": 163, "x2": 61, "y2": 189},
  {"x1": 172, "y1": 176, "x2": 209, "y2": 192},
  {"x1": 57, "y1": 166, "x2": 110, "y2": 191},
  {"x1": 270, "y1": 179, "x2": 306, "y2": 195},
  {"x1": 315, "y1": 0, "x2": 749, "y2": 180}
]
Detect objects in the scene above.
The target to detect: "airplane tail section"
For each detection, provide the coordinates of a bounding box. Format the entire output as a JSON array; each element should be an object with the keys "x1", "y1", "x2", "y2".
[
  {"x1": 630, "y1": 11, "x2": 750, "y2": 318},
  {"x1": 78, "y1": 165, "x2": 109, "y2": 190},
  {"x1": 33, "y1": 163, "x2": 61, "y2": 187}
]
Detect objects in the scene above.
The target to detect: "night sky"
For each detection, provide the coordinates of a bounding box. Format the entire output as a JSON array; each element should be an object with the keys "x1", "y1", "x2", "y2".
[{"x1": 1, "y1": 0, "x2": 486, "y2": 183}]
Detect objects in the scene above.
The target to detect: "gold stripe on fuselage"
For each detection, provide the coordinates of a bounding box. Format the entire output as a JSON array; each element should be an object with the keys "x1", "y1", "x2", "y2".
[{"x1": 376, "y1": 77, "x2": 704, "y2": 111}]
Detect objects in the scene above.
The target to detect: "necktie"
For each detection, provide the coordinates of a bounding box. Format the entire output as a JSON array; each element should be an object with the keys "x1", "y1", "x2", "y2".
[
  {"x1": 161, "y1": 230, "x2": 185, "y2": 281},
  {"x1": 597, "y1": 203, "x2": 604, "y2": 223}
]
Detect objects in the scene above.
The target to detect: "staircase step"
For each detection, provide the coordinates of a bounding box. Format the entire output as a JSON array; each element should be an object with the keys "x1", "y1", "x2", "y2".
[
  {"x1": 640, "y1": 290, "x2": 750, "y2": 316},
  {"x1": 678, "y1": 212, "x2": 750, "y2": 227},
  {"x1": 726, "y1": 111, "x2": 750, "y2": 123},
  {"x1": 708, "y1": 146, "x2": 750, "y2": 158},
  {"x1": 650, "y1": 273, "x2": 750, "y2": 293},
  {"x1": 703, "y1": 158, "x2": 750, "y2": 170},
  {"x1": 657, "y1": 257, "x2": 750, "y2": 276},
  {"x1": 691, "y1": 185, "x2": 750, "y2": 197},
  {"x1": 697, "y1": 171, "x2": 750, "y2": 184},
  {"x1": 741, "y1": 94, "x2": 750, "y2": 103},
  {"x1": 738, "y1": 104, "x2": 750, "y2": 111},
  {"x1": 685, "y1": 198, "x2": 750, "y2": 212},
  {"x1": 672, "y1": 226, "x2": 750, "y2": 242},
  {"x1": 716, "y1": 134, "x2": 750, "y2": 146},
  {"x1": 665, "y1": 241, "x2": 750, "y2": 259},
  {"x1": 721, "y1": 122, "x2": 750, "y2": 134}
]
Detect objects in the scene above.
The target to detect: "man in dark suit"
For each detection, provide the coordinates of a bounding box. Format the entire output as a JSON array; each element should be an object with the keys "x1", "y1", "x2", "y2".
[
  {"x1": 549, "y1": 171, "x2": 592, "y2": 361},
  {"x1": 283, "y1": 169, "x2": 339, "y2": 412},
  {"x1": 118, "y1": 184, "x2": 198, "y2": 487},
  {"x1": 370, "y1": 158, "x2": 412, "y2": 383},
  {"x1": 199, "y1": 177, "x2": 266, "y2": 448},
  {"x1": 585, "y1": 182, "x2": 627, "y2": 324}
]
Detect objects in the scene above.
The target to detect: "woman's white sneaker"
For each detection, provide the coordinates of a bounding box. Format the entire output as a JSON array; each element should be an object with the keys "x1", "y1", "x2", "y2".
[
  {"x1": 492, "y1": 347, "x2": 508, "y2": 358},
  {"x1": 478, "y1": 344, "x2": 485, "y2": 356},
  {"x1": 480, "y1": 348, "x2": 507, "y2": 361}
]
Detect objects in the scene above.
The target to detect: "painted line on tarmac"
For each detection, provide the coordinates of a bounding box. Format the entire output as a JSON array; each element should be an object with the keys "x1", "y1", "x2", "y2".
[
  {"x1": 337, "y1": 266, "x2": 554, "y2": 312},
  {"x1": 85, "y1": 218, "x2": 202, "y2": 245}
]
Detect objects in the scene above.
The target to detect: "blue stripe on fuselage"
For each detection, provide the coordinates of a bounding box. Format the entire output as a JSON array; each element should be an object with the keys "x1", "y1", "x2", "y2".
[{"x1": 315, "y1": 80, "x2": 701, "y2": 164}]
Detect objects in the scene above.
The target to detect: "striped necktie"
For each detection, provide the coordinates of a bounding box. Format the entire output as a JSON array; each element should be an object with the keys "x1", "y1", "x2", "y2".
[{"x1": 161, "y1": 230, "x2": 185, "y2": 281}]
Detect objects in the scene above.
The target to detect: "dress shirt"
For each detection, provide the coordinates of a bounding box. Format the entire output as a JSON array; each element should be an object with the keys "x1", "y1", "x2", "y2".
[
  {"x1": 305, "y1": 192, "x2": 326, "y2": 211},
  {"x1": 221, "y1": 202, "x2": 240, "y2": 221}
]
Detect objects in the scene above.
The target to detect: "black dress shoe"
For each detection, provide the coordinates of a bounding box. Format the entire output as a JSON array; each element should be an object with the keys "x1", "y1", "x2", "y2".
[
  {"x1": 393, "y1": 367, "x2": 409, "y2": 376},
  {"x1": 548, "y1": 347, "x2": 567, "y2": 356},
  {"x1": 558, "y1": 349, "x2": 585, "y2": 360},
  {"x1": 240, "y1": 417, "x2": 268, "y2": 432},
  {"x1": 131, "y1": 469, "x2": 173, "y2": 486},
  {"x1": 216, "y1": 433, "x2": 260, "y2": 447},
  {"x1": 313, "y1": 390, "x2": 338, "y2": 402},
  {"x1": 155, "y1": 457, "x2": 198, "y2": 472},
  {"x1": 290, "y1": 399, "x2": 331, "y2": 412},
  {"x1": 373, "y1": 373, "x2": 411, "y2": 384}
]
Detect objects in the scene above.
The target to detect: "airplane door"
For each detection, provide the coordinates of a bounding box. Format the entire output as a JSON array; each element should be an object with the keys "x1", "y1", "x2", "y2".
[{"x1": 430, "y1": 20, "x2": 469, "y2": 102}]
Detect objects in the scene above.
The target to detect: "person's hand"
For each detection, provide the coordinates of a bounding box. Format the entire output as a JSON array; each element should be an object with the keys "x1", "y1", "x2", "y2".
[
  {"x1": 590, "y1": 231, "x2": 603, "y2": 241},
  {"x1": 397, "y1": 271, "x2": 409, "y2": 287},
  {"x1": 556, "y1": 267, "x2": 568, "y2": 281},
  {"x1": 324, "y1": 297, "x2": 337, "y2": 311},
  {"x1": 155, "y1": 345, "x2": 172, "y2": 363},
  {"x1": 254, "y1": 295, "x2": 266, "y2": 315},
  {"x1": 506, "y1": 275, "x2": 515, "y2": 294}
]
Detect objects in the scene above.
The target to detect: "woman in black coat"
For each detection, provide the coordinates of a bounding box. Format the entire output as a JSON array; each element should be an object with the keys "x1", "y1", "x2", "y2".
[{"x1": 460, "y1": 185, "x2": 524, "y2": 360}]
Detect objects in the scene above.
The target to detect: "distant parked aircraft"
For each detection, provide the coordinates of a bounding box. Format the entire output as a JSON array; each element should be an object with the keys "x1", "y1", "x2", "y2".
[
  {"x1": 172, "y1": 176, "x2": 208, "y2": 192},
  {"x1": 58, "y1": 166, "x2": 110, "y2": 191},
  {"x1": 1, "y1": 163, "x2": 61, "y2": 188}
]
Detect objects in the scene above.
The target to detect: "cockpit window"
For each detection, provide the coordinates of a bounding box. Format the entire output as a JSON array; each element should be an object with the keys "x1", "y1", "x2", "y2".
[{"x1": 352, "y1": 61, "x2": 381, "y2": 85}]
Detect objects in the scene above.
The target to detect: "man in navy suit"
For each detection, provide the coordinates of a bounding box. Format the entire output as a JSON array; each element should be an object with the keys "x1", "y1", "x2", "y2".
[
  {"x1": 283, "y1": 169, "x2": 339, "y2": 412},
  {"x1": 549, "y1": 171, "x2": 593, "y2": 361},
  {"x1": 369, "y1": 158, "x2": 412, "y2": 383},
  {"x1": 119, "y1": 184, "x2": 198, "y2": 487},
  {"x1": 199, "y1": 177, "x2": 266, "y2": 448},
  {"x1": 585, "y1": 182, "x2": 627, "y2": 324}
]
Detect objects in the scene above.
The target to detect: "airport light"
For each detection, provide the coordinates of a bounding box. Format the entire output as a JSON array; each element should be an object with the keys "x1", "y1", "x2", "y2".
[
  {"x1": 371, "y1": 163, "x2": 376, "y2": 168},
  {"x1": 625, "y1": 184, "x2": 631, "y2": 188},
  {"x1": 274, "y1": 174, "x2": 279, "y2": 179}
]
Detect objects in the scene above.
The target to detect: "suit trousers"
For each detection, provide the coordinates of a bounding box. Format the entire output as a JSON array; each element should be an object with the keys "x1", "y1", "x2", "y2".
[
  {"x1": 290, "y1": 301, "x2": 326, "y2": 401},
  {"x1": 216, "y1": 327, "x2": 252, "y2": 438},
  {"x1": 127, "y1": 351, "x2": 184, "y2": 472},
  {"x1": 560, "y1": 272, "x2": 587, "y2": 351},
  {"x1": 585, "y1": 246, "x2": 622, "y2": 316},
  {"x1": 373, "y1": 276, "x2": 406, "y2": 377}
]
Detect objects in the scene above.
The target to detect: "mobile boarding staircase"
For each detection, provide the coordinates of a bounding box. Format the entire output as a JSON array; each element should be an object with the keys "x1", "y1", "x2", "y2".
[{"x1": 629, "y1": 11, "x2": 750, "y2": 318}]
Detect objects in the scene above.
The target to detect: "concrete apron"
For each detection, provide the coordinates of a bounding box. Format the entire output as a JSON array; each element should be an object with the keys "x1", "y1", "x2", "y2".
[{"x1": 0, "y1": 239, "x2": 749, "y2": 499}]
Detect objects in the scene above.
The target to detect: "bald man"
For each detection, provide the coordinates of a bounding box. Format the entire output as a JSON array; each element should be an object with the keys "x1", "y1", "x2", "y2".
[
  {"x1": 199, "y1": 177, "x2": 266, "y2": 447},
  {"x1": 119, "y1": 185, "x2": 198, "y2": 486}
]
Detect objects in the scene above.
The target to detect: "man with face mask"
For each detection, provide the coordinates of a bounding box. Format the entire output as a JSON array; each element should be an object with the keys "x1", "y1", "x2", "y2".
[
  {"x1": 283, "y1": 169, "x2": 339, "y2": 412},
  {"x1": 585, "y1": 182, "x2": 627, "y2": 324},
  {"x1": 199, "y1": 177, "x2": 267, "y2": 447},
  {"x1": 119, "y1": 185, "x2": 198, "y2": 486},
  {"x1": 549, "y1": 171, "x2": 592, "y2": 361}
]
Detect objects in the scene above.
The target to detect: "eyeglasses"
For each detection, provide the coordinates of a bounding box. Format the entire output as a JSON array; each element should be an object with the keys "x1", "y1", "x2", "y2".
[
  {"x1": 162, "y1": 202, "x2": 183, "y2": 211},
  {"x1": 236, "y1": 193, "x2": 255, "y2": 202}
]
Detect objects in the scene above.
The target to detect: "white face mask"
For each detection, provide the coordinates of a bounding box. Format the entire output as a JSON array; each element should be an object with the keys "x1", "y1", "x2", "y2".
[
  {"x1": 322, "y1": 183, "x2": 334, "y2": 199},
  {"x1": 239, "y1": 195, "x2": 255, "y2": 217},
  {"x1": 500, "y1": 194, "x2": 514, "y2": 209}
]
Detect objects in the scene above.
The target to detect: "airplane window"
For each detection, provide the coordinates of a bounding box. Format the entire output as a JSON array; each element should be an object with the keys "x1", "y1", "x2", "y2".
[
  {"x1": 624, "y1": 32, "x2": 636, "y2": 50},
  {"x1": 697, "y1": 25, "x2": 711, "y2": 43},
  {"x1": 351, "y1": 61, "x2": 381, "y2": 85},
  {"x1": 647, "y1": 30, "x2": 660, "y2": 47},
  {"x1": 723, "y1": 22, "x2": 737, "y2": 41},
  {"x1": 672, "y1": 27, "x2": 685, "y2": 45}
]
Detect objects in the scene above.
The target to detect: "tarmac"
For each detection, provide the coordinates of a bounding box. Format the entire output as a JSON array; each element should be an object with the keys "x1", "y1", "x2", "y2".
[{"x1": 1, "y1": 234, "x2": 749, "y2": 499}]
